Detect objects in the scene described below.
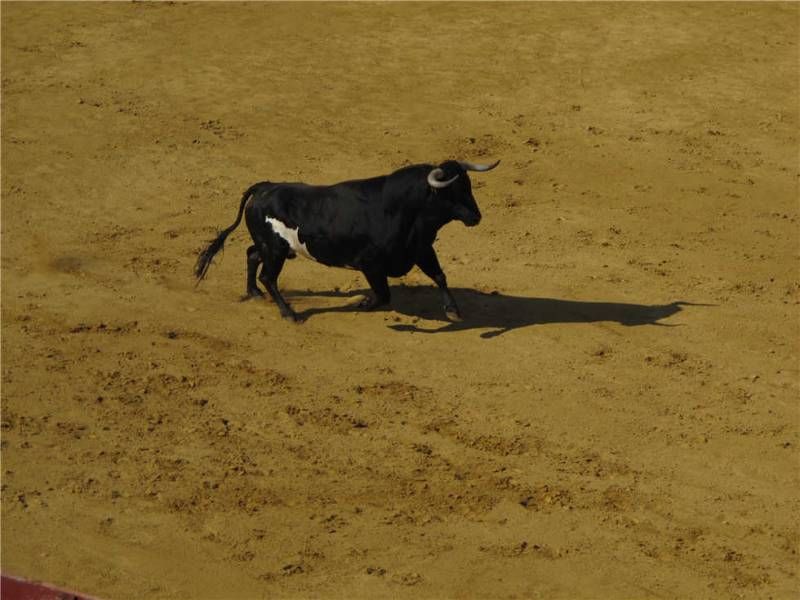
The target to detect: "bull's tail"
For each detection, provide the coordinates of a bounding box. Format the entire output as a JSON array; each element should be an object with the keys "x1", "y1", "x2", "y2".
[{"x1": 194, "y1": 185, "x2": 258, "y2": 282}]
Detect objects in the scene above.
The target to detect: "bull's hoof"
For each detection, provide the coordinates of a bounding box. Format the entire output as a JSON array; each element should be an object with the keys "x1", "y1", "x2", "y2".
[
  {"x1": 444, "y1": 306, "x2": 463, "y2": 322},
  {"x1": 240, "y1": 289, "x2": 265, "y2": 302},
  {"x1": 357, "y1": 295, "x2": 389, "y2": 311},
  {"x1": 282, "y1": 311, "x2": 303, "y2": 323}
]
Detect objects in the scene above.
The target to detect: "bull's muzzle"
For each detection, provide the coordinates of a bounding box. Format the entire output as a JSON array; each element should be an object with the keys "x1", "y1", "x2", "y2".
[{"x1": 463, "y1": 212, "x2": 481, "y2": 227}]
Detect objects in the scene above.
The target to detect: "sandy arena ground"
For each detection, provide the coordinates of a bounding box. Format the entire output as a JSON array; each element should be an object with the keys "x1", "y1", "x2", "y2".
[{"x1": 2, "y1": 3, "x2": 798, "y2": 599}]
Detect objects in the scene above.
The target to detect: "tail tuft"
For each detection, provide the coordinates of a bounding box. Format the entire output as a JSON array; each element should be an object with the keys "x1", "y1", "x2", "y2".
[{"x1": 194, "y1": 233, "x2": 228, "y2": 281}]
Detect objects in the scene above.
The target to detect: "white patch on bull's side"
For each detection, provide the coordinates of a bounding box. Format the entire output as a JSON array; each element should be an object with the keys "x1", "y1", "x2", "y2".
[{"x1": 266, "y1": 217, "x2": 314, "y2": 260}]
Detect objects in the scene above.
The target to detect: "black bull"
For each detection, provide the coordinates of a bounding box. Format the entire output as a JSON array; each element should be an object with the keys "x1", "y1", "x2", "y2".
[{"x1": 194, "y1": 159, "x2": 500, "y2": 322}]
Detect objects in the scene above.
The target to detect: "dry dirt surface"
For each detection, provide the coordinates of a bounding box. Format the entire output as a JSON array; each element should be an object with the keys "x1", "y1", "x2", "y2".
[{"x1": 2, "y1": 3, "x2": 798, "y2": 599}]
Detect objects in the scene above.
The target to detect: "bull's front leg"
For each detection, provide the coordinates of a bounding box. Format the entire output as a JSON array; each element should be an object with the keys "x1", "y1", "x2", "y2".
[
  {"x1": 416, "y1": 246, "x2": 462, "y2": 322},
  {"x1": 358, "y1": 268, "x2": 391, "y2": 311}
]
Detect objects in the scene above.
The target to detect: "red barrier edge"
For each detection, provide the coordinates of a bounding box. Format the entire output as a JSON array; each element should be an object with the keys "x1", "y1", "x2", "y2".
[{"x1": 0, "y1": 574, "x2": 100, "y2": 600}]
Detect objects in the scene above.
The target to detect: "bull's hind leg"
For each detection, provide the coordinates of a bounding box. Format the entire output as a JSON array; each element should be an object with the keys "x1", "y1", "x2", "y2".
[
  {"x1": 241, "y1": 245, "x2": 265, "y2": 301},
  {"x1": 257, "y1": 243, "x2": 300, "y2": 322}
]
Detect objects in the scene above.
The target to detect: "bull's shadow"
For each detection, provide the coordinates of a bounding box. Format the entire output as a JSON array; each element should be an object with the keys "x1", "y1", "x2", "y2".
[{"x1": 288, "y1": 285, "x2": 703, "y2": 338}]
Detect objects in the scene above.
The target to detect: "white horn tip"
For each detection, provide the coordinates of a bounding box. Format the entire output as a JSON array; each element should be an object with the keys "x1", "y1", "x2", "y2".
[{"x1": 459, "y1": 159, "x2": 501, "y2": 172}]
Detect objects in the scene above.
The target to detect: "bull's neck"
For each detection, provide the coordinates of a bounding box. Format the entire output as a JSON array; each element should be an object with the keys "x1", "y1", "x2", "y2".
[
  {"x1": 384, "y1": 169, "x2": 450, "y2": 243},
  {"x1": 409, "y1": 203, "x2": 450, "y2": 247}
]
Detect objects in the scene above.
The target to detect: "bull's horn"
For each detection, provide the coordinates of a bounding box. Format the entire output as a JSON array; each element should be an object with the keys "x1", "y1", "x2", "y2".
[
  {"x1": 458, "y1": 159, "x2": 500, "y2": 172},
  {"x1": 427, "y1": 168, "x2": 459, "y2": 189}
]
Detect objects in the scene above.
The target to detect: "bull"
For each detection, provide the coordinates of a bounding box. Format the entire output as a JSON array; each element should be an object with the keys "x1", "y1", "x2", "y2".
[{"x1": 194, "y1": 159, "x2": 500, "y2": 322}]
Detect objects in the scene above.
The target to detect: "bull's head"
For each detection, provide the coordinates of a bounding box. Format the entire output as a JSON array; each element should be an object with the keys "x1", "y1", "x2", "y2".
[{"x1": 427, "y1": 159, "x2": 500, "y2": 227}]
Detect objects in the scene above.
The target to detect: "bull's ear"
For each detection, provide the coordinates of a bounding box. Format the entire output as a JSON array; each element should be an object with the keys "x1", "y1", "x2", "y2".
[{"x1": 427, "y1": 167, "x2": 458, "y2": 189}]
